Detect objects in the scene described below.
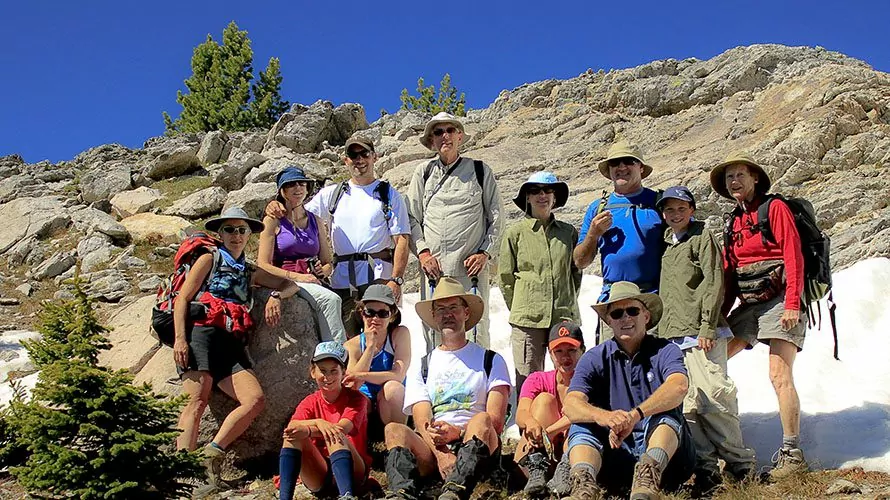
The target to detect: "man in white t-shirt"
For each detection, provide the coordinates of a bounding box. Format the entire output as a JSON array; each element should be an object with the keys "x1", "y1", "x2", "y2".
[
  {"x1": 266, "y1": 136, "x2": 411, "y2": 338},
  {"x1": 382, "y1": 277, "x2": 511, "y2": 500}
]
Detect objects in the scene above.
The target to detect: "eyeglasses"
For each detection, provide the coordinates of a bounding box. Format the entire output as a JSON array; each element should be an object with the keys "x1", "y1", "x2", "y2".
[
  {"x1": 361, "y1": 308, "x2": 392, "y2": 319},
  {"x1": 220, "y1": 226, "x2": 251, "y2": 235},
  {"x1": 283, "y1": 180, "x2": 310, "y2": 188},
  {"x1": 432, "y1": 126, "x2": 459, "y2": 137},
  {"x1": 528, "y1": 186, "x2": 556, "y2": 195},
  {"x1": 433, "y1": 304, "x2": 464, "y2": 317},
  {"x1": 607, "y1": 157, "x2": 641, "y2": 168},
  {"x1": 608, "y1": 306, "x2": 642, "y2": 320},
  {"x1": 347, "y1": 149, "x2": 373, "y2": 160}
]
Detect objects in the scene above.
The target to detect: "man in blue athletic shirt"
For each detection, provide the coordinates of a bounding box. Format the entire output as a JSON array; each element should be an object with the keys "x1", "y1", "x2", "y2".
[{"x1": 573, "y1": 141, "x2": 664, "y2": 341}]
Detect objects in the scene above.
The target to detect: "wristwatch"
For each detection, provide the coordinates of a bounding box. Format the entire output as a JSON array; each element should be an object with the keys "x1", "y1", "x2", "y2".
[
  {"x1": 269, "y1": 290, "x2": 282, "y2": 299},
  {"x1": 390, "y1": 277, "x2": 404, "y2": 286}
]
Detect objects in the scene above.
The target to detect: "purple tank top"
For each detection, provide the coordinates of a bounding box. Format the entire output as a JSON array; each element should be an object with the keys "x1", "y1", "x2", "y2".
[{"x1": 274, "y1": 213, "x2": 321, "y2": 271}]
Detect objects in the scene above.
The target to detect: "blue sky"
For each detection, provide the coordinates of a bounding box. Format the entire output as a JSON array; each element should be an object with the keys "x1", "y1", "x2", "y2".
[{"x1": 3, "y1": 0, "x2": 888, "y2": 164}]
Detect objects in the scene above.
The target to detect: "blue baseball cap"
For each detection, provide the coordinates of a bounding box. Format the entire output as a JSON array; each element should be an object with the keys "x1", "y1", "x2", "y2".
[
  {"x1": 276, "y1": 166, "x2": 314, "y2": 190},
  {"x1": 656, "y1": 186, "x2": 696, "y2": 212}
]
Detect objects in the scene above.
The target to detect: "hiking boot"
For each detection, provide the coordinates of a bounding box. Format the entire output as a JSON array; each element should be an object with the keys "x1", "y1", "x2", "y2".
[
  {"x1": 547, "y1": 453, "x2": 571, "y2": 497},
  {"x1": 567, "y1": 466, "x2": 602, "y2": 500},
  {"x1": 768, "y1": 447, "x2": 808, "y2": 481},
  {"x1": 690, "y1": 469, "x2": 722, "y2": 498},
  {"x1": 630, "y1": 454, "x2": 662, "y2": 500},
  {"x1": 201, "y1": 443, "x2": 226, "y2": 486},
  {"x1": 438, "y1": 481, "x2": 466, "y2": 500},
  {"x1": 384, "y1": 447, "x2": 420, "y2": 499},
  {"x1": 441, "y1": 436, "x2": 489, "y2": 499},
  {"x1": 520, "y1": 449, "x2": 551, "y2": 497}
]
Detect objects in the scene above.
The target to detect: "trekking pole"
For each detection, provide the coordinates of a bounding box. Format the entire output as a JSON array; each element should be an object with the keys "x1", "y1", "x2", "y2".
[{"x1": 470, "y1": 276, "x2": 479, "y2": 344}]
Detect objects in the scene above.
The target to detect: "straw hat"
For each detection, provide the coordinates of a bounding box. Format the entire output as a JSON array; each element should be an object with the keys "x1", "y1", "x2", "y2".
[
  {"x1": 591, "y1": 281, "x2": 663, "y2": 330},
  {"x1": 709, "y1": 151, "x2": 771, "y2": 200},
  {"x1": 415, "y1": 276, "x2": 484, "y2": 331},
  {"x1": 596, "y1": 141, "x2": 653, "y2": 180}
]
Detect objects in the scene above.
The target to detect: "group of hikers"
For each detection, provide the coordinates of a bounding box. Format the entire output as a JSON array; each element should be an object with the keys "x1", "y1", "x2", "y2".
[{"x1": 164, "y1": 112, "x2": 813, "y2": 500}]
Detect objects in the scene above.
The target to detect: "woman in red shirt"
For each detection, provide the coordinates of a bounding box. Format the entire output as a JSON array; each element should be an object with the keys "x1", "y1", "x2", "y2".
[{"x1": 710, "y1": 152, "x2": 808, "y2": 480}]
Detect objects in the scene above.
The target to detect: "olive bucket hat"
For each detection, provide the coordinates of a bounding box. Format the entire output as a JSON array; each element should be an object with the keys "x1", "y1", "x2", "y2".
[
  {"x1": 596, "y1": 141, "x2": 653, "y2": 180},
  {"x1": 591, "y1": 281, "x2": 663, "y2": 330},
  {"x1": 709, "y1": 151, "x2": 772, "y2": 200}
]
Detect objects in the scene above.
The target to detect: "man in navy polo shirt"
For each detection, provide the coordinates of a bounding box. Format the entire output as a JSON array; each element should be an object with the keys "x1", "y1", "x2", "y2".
[{"x1": 563, "y1": 282, "x2": 695, "y2": 500}]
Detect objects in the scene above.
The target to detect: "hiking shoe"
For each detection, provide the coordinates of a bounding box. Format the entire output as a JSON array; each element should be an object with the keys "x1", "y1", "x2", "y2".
[
  {"x1": 568, "y1": 466, "x2": 603, "y2": 500},
  {"x1": 521, "y1": 449, "x2": 551, "y2": 496},
  {"x1": 338, "y1": 495, "x2": 358, "y2": 500},
  {"x1": 691, "y1": 469, "x2": 722, "y2": 498},
  {"x1": 547, "y1": 453, "x2": 571, "y2": 497},
  {"x1": 438, "y1": 481, "x2": 466, "y2": 500},
  {"x1": 201, "y1": 444, "x2": 226, "y2": 486},
  {"x1": 768, "y1": 447, "x2": 808, "y2": 481},
  {"x1": 630, "y1": 454, "x2": 662, "y2": 500},
  {"x1": 382, "y1": 489, "x2": 418, "y2": 500}
]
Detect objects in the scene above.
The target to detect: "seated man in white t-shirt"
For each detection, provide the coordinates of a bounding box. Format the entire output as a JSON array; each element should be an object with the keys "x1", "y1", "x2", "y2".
[
  {"x1": 382, "y1": 277, "x2": 511, "y2": 500},
  {"x1": 266, "y1": 136, "x2": 411, "y2": 337}
]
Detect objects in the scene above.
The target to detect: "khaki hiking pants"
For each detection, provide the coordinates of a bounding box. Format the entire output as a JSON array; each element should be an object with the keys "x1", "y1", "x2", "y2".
[{"x1": 682, "y1": 337, "x2": 756, "y2": 474}]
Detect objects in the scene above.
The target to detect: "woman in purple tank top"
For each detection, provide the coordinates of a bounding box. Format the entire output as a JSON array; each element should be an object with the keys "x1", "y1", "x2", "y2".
[{"x1": 258, "y1": 167, "x2": 347, "y2": 342}]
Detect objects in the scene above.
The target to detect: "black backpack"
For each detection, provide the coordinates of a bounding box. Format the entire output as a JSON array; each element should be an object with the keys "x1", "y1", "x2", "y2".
[
  {"x1": 724, "y1": 194, "x2": 838, "y2": 359},
  {"x1": 328, "y1": 180, "x2": 393, "y2": 221},
  {"x1": 420, "y1": 348, "x2": 496, "y2": 383}
]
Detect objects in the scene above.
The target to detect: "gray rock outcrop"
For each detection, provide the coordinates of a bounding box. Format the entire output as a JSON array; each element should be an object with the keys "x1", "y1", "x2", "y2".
[
  {"x1": 111, "y1": 186, "x2": 163, "y2": 218},
  {"x1": 222, "y1": 183, "x2": 277, "y2": 219},
  {"x1": 163, "y1": 186, "x2": 228, "y2": 219}
]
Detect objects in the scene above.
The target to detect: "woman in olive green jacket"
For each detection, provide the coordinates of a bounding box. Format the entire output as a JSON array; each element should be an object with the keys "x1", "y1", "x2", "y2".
[{"x1": 499, "y1": 172, "x2": 581, "y2": 392}]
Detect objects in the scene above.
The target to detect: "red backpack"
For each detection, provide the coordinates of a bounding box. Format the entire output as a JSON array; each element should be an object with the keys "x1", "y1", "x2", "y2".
[{"x1": 150, "y1": 232, "x2": 222, "y2": 347}]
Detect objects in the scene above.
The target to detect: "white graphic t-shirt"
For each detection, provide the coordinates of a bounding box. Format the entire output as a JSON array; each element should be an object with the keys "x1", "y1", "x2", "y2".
[{"x1": 403, "y1": 342, "x2": 512, "y2": 428}]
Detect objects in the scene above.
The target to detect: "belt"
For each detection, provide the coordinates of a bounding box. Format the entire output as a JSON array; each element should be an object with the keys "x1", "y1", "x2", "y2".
[{"x1": 333, "y1": 249, "x2": 394, "y2": 296}]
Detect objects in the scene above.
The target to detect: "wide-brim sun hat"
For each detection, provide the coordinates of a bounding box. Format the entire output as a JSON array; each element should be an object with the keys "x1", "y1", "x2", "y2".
[
  {"x1": 513, "y1": 171, "x2": 570, "y2": 212},
  {"x1": 596, "y1": 140, "x2": 653, "y2": 180},
  {"x1": 709, "y1": 151, "x2": 772, "y2": 200},
  {"x1": 591, "y1": 281, "x2": 663, "y2": 330},
  {"x1": 415, "y1": 276, "x2": 484, "y2": 331},
  {"x1": 205, "y1": 207, "x2": 265, "y2": 234},
  {"x1": 420, "y1": 112, "x2": 470, "y2": 150}
]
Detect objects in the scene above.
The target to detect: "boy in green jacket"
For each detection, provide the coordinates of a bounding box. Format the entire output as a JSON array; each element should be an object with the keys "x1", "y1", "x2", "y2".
[{"x1": 657, "y1": 186, "x2": 755, "y2": 495}]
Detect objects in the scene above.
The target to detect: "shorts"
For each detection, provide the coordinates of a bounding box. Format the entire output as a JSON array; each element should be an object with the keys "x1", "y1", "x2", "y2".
[
  {"x1": 728, "y1": 292, "x2": 806, "y2": 350},
  {"x1": 566, "y1": 412, "x2": 695, "y2": 492},
  {"x1": 176, "y1": 325, "x2": 252, "y2": 383}
]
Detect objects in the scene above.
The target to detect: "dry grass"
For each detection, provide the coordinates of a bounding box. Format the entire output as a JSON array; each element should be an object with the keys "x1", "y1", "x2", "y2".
[{"x1": 152, "y1": 174, "x2": 213, "y2": 210}]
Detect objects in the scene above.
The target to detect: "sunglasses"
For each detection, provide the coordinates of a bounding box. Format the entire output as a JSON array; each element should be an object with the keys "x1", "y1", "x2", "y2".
[
  {"x1": 220, "y1": 226, "x2": 251, "y2": 235},
  {"x1": 346, "y1": 149, "x2": 373, "y2": 160},
  {"x1": 607, "y1": 157, "x2": 641, "y2": 168},
  {"x1": 361, "y1": 308, "x2": 392, "y2": 319},
  {"x1": 608, "y1": 306, "x2": 642, "y2": 320},
  {"x1": 283, "y1": 180, "x2": 310, "y2": 188},
  {"x1": 432, "y1": 126, "x2": 459, "y2": 137},
  {"x1": 528, "y1": 186, "x2": 556, "y2": 195}
]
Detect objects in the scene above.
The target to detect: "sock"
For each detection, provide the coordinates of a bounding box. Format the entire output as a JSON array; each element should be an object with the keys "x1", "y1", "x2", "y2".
[
  {"x1": 782, "y1": 435, "x2": 800, "y2": 450},
  {"x1": 278, "y1": 448, "x2": 302, "y2": 500},
  {"x1": 646, "y1": 447, "x2": 670, "y2": 473},
  {"x1": 570, "y1": 462, "x2": 599, "y2": 478},
  {"x1": 209, "y1": 441, "x2": 225, "y2": 452},
  {"x1": 329, "y1": 449, "x2": 355, "y2": 496}
]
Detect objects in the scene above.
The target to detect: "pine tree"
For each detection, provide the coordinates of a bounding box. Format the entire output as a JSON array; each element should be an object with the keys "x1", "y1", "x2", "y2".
[
  {"x1": 4, "y1": 285, "x2": 203, "y2": 499},
  {"x1": 164, "y1": 21, "x2": 289, "y2": 133},
  {"x1": 250, "y1": 57, "x2": 290, "y2": 129},
  {"x1": 400, "y1": 73, "x2": 467, "y2": 116}
]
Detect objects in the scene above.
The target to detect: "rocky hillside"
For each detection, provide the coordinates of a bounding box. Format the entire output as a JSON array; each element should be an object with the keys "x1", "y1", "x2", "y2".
[{"x1": 1, "y1": 43, "x2": 889, "y2": 324}]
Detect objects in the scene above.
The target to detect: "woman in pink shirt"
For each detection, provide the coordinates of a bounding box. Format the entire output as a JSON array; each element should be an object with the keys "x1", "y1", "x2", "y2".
[{"x1": 514, "y1": 320, "x2": 585, "y2": 497}]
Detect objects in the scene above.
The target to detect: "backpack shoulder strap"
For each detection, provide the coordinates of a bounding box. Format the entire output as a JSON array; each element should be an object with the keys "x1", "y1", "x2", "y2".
[
  {"x1": 473, "y1": 160, "x2": 485, "y2": 189},
  {"x1": 723, "y1": 207, "x2": 743, "y2": 266},
  {"x1": 422, "y1": 159, "x2": 438, "y2": 184},
  {"x1": 757, "y1": 195, "x2": 778, "y2": 245},
  {"x1": 421, "y1": 353, "x2": 429, "y2": 383},
  {"x1": 375, "y1": 180, "x2": 393, "y2": 222},
  {"x1": 594, "y1": 190, "x2": 610, "y2": 216},
  {"x1": 328, "y1": 181, "x2": 350, "y2": 216},
  {"x1": 484, "y1": 349, "x2": 496, "y2": 378}
]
